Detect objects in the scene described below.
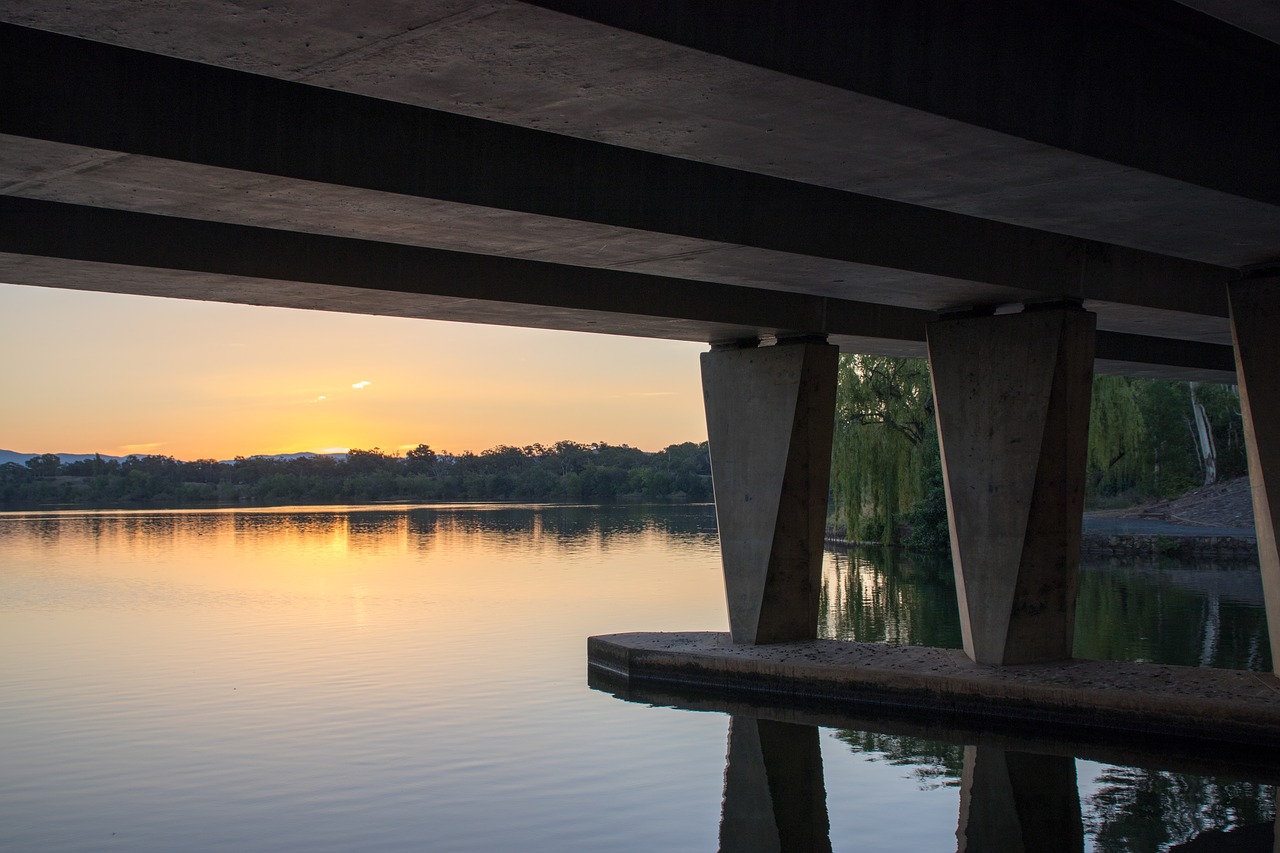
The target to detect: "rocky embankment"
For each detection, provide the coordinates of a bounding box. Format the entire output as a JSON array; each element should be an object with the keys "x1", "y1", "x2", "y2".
[
  {"x1": 1081, "y1": 477, "x2": 1257, "y2": 561},
  {"x1": 828, "y1": 477, "x2": 1260, "y2": 561}
]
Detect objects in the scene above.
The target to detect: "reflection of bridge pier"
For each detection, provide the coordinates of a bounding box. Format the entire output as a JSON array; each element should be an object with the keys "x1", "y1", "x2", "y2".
[
  {"x1": 592, "y1": 674, "x2": 1280, "y2": 852},
  {"x1": 716, "y1": 713, "x2": 1082, "y2": 853},
  {"x1": 957, "y1": 746, "x2": 1082, "y2": 853},
  {"x1": 719, "y1": 716, "x2": 831, "y2": 853}
]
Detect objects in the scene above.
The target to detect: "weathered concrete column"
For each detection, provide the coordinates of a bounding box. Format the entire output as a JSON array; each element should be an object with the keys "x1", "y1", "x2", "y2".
[
  {"x1": 702, "y1": 339, "x2": 839, "y2": 644},
  {"x1": 956, "y1": 746, "x2": 1082, "y2": 852},
  {"x1": 719, "y1": 717, "x2": 831, "y2": 853},
  {"x1": 928, "y1": 306, "x2": 1095, "y2": 665},
  {"x1": 1228, "y1": 278, "x2": 1280, "y2": 673}
]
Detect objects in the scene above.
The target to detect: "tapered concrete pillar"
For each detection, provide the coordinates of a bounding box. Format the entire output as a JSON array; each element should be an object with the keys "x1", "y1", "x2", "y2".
[
  {"x1": 702, "y1": 339, "x2": 839, "y2": 644},
  {"x1": 928, "y1": 307, "x2": 1095, "y2": 665},
  {"x1": 719, "y1": 717, "x2": 831, "y2": 853},
  {"x1": 956, "y1": 746, "x2": 1082, "y2": 852},
  {"x1": 1228, "y1": 278, "x2": 1280, "y2": 673}
]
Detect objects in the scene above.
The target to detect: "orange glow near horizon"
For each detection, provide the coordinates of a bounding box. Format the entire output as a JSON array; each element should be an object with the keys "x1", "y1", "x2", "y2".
[{"x1": 0, "y1": 283, "x2": 709, "y2": 460}]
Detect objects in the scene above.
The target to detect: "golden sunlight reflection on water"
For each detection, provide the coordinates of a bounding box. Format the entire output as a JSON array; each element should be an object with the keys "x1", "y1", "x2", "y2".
[{"x1": 3, "y1": 504, "x2": 1271, "y2": 852}]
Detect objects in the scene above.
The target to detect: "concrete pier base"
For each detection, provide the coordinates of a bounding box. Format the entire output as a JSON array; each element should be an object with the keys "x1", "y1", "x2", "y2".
[
  {"x1": 1229, "y1": 278, "x2": 1280, "y2": 674},
  {"x1": 927, "y1": 307, "x2": 1096, "y2": 665},
  {"x1": 701, "y1": 339, "x2": 838, "y2": 644},
  {"x1": 719, "y1": 716, "x2": 831, "y2": 853},
  {"x1": 587, "y1": 632, "x2": 1280, "y2": 752}
]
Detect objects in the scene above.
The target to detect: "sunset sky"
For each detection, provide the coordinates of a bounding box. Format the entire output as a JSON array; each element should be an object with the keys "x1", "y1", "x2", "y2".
[{"x1": 0, "y1": 282, "x2": 709, "y2": 461}]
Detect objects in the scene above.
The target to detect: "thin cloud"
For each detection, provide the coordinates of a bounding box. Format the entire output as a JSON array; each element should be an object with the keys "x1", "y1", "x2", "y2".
[
  {"x1": 352, "y1": 381, "x2": 372, "y2": 390},
  {"x1": 309, "y1": 395, "x2": 329, "y2": 404},
  {"x1": 608, "y1": 390, "x2": 677, "y2": 399}
]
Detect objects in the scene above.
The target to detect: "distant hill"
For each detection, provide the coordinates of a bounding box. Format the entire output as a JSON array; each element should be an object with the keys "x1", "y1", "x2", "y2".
[
  {"x1": 0, "y1": 450, "x2": 345, "y2": 467},
  {"x1": 0, "y1": 450, "x2": 129, "y2": 467},
  {"x1": 229, "y1": 452, "x2": 348, "y2": 464}
]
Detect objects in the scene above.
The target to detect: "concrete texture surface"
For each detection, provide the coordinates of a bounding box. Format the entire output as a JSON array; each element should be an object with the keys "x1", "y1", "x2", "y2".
[
  {"x1": 588, "y1": 631, "x2": 1280, "y2": 751},
  {"x1": 2, "y1": 4, "x2": 1276, "y2": 379},
  {"x1": 928, "y1": 308, "x2": 1096, "y2": 665},
  {"x1": 1230, "y1": 278, "x2": 1280, "y2": 671},
  {"x1": 702, "y1": 340, "x2": 838, "y2": 643}
]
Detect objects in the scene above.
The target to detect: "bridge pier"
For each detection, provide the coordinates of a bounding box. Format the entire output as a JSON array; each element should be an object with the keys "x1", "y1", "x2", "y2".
[
  {"x1": 928, "y1": 306, "x2": 1096, "y2": 665},
  {"x1": 1228, "y1": 278, "x2": 1280, "y2": 673},
  {"x1": 701, "y1": 338, "x2": 838, "y2": 644}
]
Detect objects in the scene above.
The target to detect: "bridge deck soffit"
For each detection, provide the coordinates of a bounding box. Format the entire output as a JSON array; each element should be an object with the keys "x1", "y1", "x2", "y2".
[{"x1": 0, "y1": 2, "x2": 1275, "y2": 381}]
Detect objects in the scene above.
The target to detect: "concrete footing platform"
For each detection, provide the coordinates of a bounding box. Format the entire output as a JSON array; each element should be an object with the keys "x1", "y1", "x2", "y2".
[{"x1": 588, "y1": 632, "x2": 1280, "y2": 754}]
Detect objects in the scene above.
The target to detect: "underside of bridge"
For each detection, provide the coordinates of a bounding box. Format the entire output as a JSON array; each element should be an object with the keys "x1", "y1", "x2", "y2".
[{"x1": 3, "y1": 1, "x2": 1278, "y2": 666}]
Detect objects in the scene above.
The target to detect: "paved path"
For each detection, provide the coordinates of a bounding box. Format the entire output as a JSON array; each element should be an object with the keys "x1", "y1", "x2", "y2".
[{"x1": 1082, "y1": 515, "x2": 1255, "y2": 537}]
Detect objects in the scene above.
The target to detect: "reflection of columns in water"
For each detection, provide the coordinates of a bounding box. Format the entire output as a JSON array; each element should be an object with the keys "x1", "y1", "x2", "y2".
[
  {"x1": 719, "y1": 717, "x2": 832, "y2": 853},
  {"x1": 956, "y1": 746, "x2": 1083, "y2": 853},
  {"x1": 819, "y1": 552, "x2": 847, "y2": 636}
]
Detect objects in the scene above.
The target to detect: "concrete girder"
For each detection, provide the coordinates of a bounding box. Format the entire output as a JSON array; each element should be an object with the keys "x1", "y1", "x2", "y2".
[
  {"x1": 5, "y1": 2, "x2": 1280, "y2": 274},
  {"x1": 534, "y1": 0, "x2": 1280, "y2": 209},
  {"x1": 0, "y1": 196, "x2": 925, "y2": 348},
  {"x1": 1228, "y1": 278, "x2": 1280, "y2": 673},
  {"x1": 0, "y1": 196, "x2": 1237, "y2": 381},
  {"x1": 0, "y1": 23, "x2": 1237, "y2": 325},
  {"x1": 929, "y1": 308, "x2": 1096, "y2": 666},
  {"x1": 701, "y1": 340, "x2": 838, "y2": 645}
]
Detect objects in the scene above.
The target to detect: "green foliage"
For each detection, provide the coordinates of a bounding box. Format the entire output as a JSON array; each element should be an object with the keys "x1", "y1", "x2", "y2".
[
  {"x1": 24, "y1": 453, "x2": 62, "y2": 477},
  {"x1": 829, "y1": 359, "x2": 1249, "y2": 546},
  {"x1": 1086, "y1": 375, "x2": 1149, "y2": 496},
  {"x1": 902, "y1": 437, "x2": 949, "y2": 552},
  {"x1": 830, "y1": 355, "x2": 938, "y2": 545},
  {"x1": 1085, "y1": 377, "x2": 1247, "y2": 500},
  {"x1": 0, "y1": 441, "x2": 712, "y2": 508}
]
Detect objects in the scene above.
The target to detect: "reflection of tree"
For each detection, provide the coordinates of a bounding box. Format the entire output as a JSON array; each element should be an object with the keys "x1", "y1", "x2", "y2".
[
  {"x1": 831, "y1": 729, "x2": 965, "y2": 790},
  {"x1": 819, "y1": 546, "x2": 962, "y2": 650},
  {"x1": 1073, "y1": 567, "x2": 1271, "y2": 671},
  {"x1": 829, "y1": 729, "x2": 1276, "y2": 850},
  {"x1": 819, "y1": 547, "x2": 1271, "y2": 672},
  {"x1": 1083, "y1": 767, "x2": 1273, "y2": 853},
  {"x1": 409, "y1": 504, "x2": 720, "y2": 552}
]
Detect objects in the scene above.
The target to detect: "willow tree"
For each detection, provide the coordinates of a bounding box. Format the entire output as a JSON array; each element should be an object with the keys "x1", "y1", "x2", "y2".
[
  {"x1": 830, "y1": 355, "x2": 935, "y2": 544},
  {"x1": 1086, "y1": 375, "x2": 1149, "y2": 497}
]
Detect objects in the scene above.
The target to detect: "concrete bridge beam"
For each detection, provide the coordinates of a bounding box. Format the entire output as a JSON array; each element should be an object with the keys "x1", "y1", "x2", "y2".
[
  {"x1": 928, "y1": 307, "x2": 1096, "y2": 666},
  {"x1": 1228, "y1": 277, "x2": 1280, "y2": 673},
  {"x1": 701, "y1": 339, "x2": 838, "y2": 644}
]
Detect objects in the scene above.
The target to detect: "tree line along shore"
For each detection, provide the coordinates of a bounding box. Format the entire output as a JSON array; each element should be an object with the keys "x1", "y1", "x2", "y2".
[
  {"x1": 3, "y1": 357, "x2": 1250, "y2": 551},
  {"x1": 0, "y1": 441, "x2": 713, "y2": 507}
]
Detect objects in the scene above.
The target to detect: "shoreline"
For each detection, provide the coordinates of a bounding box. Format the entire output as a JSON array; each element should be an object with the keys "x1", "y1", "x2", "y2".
[{"x1": 824, "y1": 526, "x2": 1260, "y2": 563}]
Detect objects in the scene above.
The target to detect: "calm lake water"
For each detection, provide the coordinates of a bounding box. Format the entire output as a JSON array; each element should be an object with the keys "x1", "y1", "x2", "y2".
[{"x1": 1, "y1": 503, "x2": 1274, "y2": 852}]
